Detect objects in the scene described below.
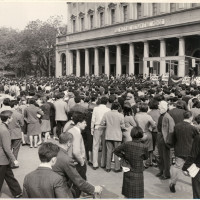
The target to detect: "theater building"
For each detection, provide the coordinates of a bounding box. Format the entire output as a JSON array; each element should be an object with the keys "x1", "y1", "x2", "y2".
[{"x1": 56, "y1": 2, "x2": 200, "y2": 78}]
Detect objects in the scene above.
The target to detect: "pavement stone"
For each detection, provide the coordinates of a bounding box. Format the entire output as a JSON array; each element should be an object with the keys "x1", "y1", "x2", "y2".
[{"x1": 0, "y1": 139, "x2": 193, "y2": 199}]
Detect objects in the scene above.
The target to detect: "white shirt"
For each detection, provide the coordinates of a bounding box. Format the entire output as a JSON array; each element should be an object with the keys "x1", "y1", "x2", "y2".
[{"x1": 91, "y1": 104, "x2": 110, "y2": 129}]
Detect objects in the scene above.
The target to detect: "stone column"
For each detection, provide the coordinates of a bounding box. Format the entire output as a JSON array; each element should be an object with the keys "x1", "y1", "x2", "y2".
[
  {"x1": 67, "y1": 50, "x2": 73, "y2": 75},
  {"x1": 129, "y1": 43, "x2": 135, "y2": 75},
  {"x1": 105, "y1": 46, "x2": 110, "y2": 77},
  {"x1": 94, "y1": 47, "x2": 99, "y2": 76},
  {"x1": 85, "y1": 48, "x2": 89, "y2": 75},
  {"x1": 55, "y1": 49, "x2": 62, "y2": 78},
  {"x1": 178, "y1": 37, "x2": 185, "y2": 77},
  {"x1": 143, "y1": 41, "x2": 149, "y2": 78},
  {"x1": 76, "y1": 49, "x2": 80, "y2": 77},
  {"x1": 160, "y1": 39, "x2": 166, "y2": 76},
  {"x1": 116, "y1": 45, "x2": 122, "y2": 76}
]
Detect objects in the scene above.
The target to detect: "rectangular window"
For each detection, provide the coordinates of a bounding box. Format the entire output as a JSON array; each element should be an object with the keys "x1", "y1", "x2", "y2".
[
  {"x1": 137, "y1": 3, "x2": 142, "y2": 19},
  {"x1": 90, "y1": 15, "x2": 93, "y2": 29},
  {"x1": 81, "y1": 18, "x2": 84, "y2": 31},
  {"x1": 100, "y1": 12, "x2": 104, "y2": 27},
  {"x1": 73, "y1": 20, "x2": 76, "y2": 32},
  {"x1": 192, "y1": 3, "x2": 198, "y2": 7},
  {"x1": 111, "y1": 9, "x2": 115, "y2": 24},
  {"x1": 152, "y1": 3, "x2": 157, "y2": 16},
  {"x1": 170, "y1": 3, "x2": 176, "y2": 12},
  {"x1": 123, "y1": 6, "x2": 128, "y2": 22}
]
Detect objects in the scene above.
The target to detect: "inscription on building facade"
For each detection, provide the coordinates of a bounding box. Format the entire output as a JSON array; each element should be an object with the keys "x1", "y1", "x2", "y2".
[{"x1": 114, "y1": 19, "x2": 165, "y2": 33}]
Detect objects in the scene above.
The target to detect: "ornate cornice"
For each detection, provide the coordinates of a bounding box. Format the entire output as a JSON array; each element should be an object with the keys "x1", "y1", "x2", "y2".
[
  {"x1": 79, "y1": 12, "x2": 85, "y2": 18},
  {"x1": 108, "y1": 3, "x2": 117, "y2": 9},
  {"x1": 88, "y1": 9, "x2": 94, "y2": 15},
  {"x1": 70, "y1": 14, "x2": 77, "y2": 20},
  {"x1": 97, "y1": 5, "x2": 105, "y2": 12}
]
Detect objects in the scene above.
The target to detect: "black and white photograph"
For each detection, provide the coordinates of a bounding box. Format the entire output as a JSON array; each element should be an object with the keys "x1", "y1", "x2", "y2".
[{"x1": 1, "y1": 1, "x2": 200, "y2": 199}]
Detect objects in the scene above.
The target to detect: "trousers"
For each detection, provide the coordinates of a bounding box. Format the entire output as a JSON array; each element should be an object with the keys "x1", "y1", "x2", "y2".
[
  {"x1": 92, "y1": 128, "x2": 106, "y2": 167},
  {"x1": 170, "y1": 157, "x2": 185, "y2": 185},
  {"x1": 106, "y1": 140, "x2": 121, "y2": 170},
  {"x1": 192, "y1": 171, "x2": 200, "y2": 199},
  {"x1": 0, "y1": 165, "x2": 22, "y2": 197},
  {"x1": 157, "y1": 133, "x2": 170, "y2": 177},
  {"x1": 56, "y1": 121, "x2": 67, "y2": 137},
  {"x1": 72, "y1": 163, "x2": 87, "y2": 198}
]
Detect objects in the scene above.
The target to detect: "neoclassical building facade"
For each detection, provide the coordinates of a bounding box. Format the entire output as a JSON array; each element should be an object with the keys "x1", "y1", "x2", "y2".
[{"x1": 56, "y1": 2, "x2": 200, "y2": 77}]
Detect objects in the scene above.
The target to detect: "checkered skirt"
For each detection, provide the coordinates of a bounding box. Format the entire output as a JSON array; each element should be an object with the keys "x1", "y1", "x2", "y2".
[{"x1": 122, "y1": 171, "x2": 144, "y2": 198}]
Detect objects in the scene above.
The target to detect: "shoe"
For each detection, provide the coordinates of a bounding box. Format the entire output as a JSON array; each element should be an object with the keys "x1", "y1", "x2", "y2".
[
  {"x1": 22, "y1": 143, "x2": 27, "y2": 146},
  {"x1": 114, "y1": 169, "x2": 122, "y2": 173},
  {"x1": 11, "y1": 166, "x2": 19, "y2": 169},
  {"x1": 93, "y1": 167, "x2": 99, "y2": 170},
  {"x1": 88, "y1": 162, "x2": 93, "y2": 166},
  {"x1": 14, "y1": 193, "x2": 22, "y2": 198},
  {"x1": 105, "y1": 169, "x2": 111, "y2": 172},
  {"x1": 30, "y1": 146, "x2": 33, "y2": 148},
  {"x1": 159, "y1": 175, "x2": 170, "y2": 180},
  {"x1": 34, "y1": 145, "x2": 38, "y2": 148},
  {"x1": 169, "y1": 183, "x2": 176, "y2": 193},
  {"x1": 101, "y1": 166, "x2": 106, "y2": 169},
  {"x1": 156, "y1": 172, "x2": 163, "y2": 177}
]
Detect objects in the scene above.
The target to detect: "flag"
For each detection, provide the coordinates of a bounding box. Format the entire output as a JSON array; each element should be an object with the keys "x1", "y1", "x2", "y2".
[{"x1": 168, "y1": 75, "x2": 183, "y2": 86}]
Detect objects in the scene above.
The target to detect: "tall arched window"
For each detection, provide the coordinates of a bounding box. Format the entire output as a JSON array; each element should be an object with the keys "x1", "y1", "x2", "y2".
[{"x1": 61, "y1": 53, "x2": 66, "y2": 76}]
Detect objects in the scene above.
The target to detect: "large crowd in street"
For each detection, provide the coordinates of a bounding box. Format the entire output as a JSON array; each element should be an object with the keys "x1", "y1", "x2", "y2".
[{"x1": 0, "y1": 74, "x2": 200, "y2": 199}]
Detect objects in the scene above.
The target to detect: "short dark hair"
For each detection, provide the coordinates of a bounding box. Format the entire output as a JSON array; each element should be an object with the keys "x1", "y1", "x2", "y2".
[
  {"x1": 111, "y1": 102, "x2": 120, "y2": 110},
  {"x1": 131, "y1": 126, "x2": 143, "y2": 139},
  {"x1": 100, "y1": 97, "x2": 108, "y2": 105},
  {"x1": 3, "y1": 98, "x2": 10, "y2": 106},
  {"x1": 139, "y1": 103, "x2": 148, "y2": 112},
  {"x1": 74, "y1": 96, "x2": 81, "y2": 103},
  {"x1": 108, "y1": 95, "x2": 116, "y2": 103},
  {"x1": 29, "y1": 98, "x2": 36, "y2": 105},
  {"x1": 149, "y1": 99, "x2": 158, "y2": 109},
  {"x1": 38, "y1": 142, "x2": 60, "y2": 163},
  {"x1": 59, "y1": 132, "x2": 73, "y2": 144},
  {"x1": 183, "y1": 111, "x2": 192, "y2": 119},
  {"x1": 72, "y1": 112, "x2": 86, "y2": 125},
  {"x1": 10, "y1": 100, "x2": 19, "y2": 108},
  {"x1": 0, "y1": 110, "x2": 13, "y2": 122},
  {"x1": 195, "y1": 114, "x2": 200, "y2": 124}
]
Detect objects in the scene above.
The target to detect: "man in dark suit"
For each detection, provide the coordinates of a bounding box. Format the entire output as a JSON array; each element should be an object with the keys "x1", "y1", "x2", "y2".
[
  {"x1": 0, "y1": 110, "x2": 22, "y2": 198},
  {"x1": 23, "y1": 142, "x2": 71, "y2": 198},
  {"x1": 70, "y1": 96, "x2": 88, "y2": 114},
  {"x1": 53, "y1": 132, "x2": 103, "y2": 198},
  {"x1": 169, "y1": 111, "x2": 198, "y2": 193}
]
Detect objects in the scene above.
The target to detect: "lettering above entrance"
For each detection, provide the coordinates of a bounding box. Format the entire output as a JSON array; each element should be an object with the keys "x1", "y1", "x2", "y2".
[{"x1": 114, "y1": 19, "x2": 165, "y2": 33}]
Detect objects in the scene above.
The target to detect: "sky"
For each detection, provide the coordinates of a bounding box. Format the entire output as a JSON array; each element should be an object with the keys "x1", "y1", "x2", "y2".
[{"x1": 0, "y1": 1, "x2": 68, "y2": 30}]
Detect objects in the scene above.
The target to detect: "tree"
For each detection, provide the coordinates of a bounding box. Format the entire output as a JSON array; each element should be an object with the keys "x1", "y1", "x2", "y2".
[{"x1": 0, "y1": 15, "x2": 67, "y2": 77}]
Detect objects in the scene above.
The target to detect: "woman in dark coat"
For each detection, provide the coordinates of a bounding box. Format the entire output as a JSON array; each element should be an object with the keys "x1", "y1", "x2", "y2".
[
  {"x1": 24, "y1": 98, "x2": 44, "y2": 148},
  {"x1": 114, "y1": 126, "x2": 148, "y2": 198}
]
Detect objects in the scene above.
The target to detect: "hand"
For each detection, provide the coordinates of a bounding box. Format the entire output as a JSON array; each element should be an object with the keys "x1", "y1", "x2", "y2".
[
  {"x1": 14, "y1": 160, "x2": 19, "y2": 166},
  {"x1": 94, "y1": 186, "x2": 103, "y2": 194},
  {"x1": 183, "y1": 170, "x2": 190, "y2": 177},
  {"x1": 91, "y1": 129, "x2": 94, "y2": 136},
  {"x1": 81, "y1": 161, "x2": 85, "y2": 167}
]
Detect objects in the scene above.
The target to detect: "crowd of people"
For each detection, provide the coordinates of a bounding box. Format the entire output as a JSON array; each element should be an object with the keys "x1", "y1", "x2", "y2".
[{"x1": 0, "y1": 74, "x2": 200, "y2": 198}]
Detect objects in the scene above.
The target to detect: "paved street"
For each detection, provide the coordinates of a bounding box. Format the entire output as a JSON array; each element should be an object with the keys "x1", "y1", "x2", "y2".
[{"x1": 1, "y1": 139, "x2": 193, "y2": 199}]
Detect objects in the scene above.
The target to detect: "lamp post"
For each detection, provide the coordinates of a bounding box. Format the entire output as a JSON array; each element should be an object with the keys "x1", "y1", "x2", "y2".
[{"x1": 47, "y1": 45, "x2": 53, "y2": 77}]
